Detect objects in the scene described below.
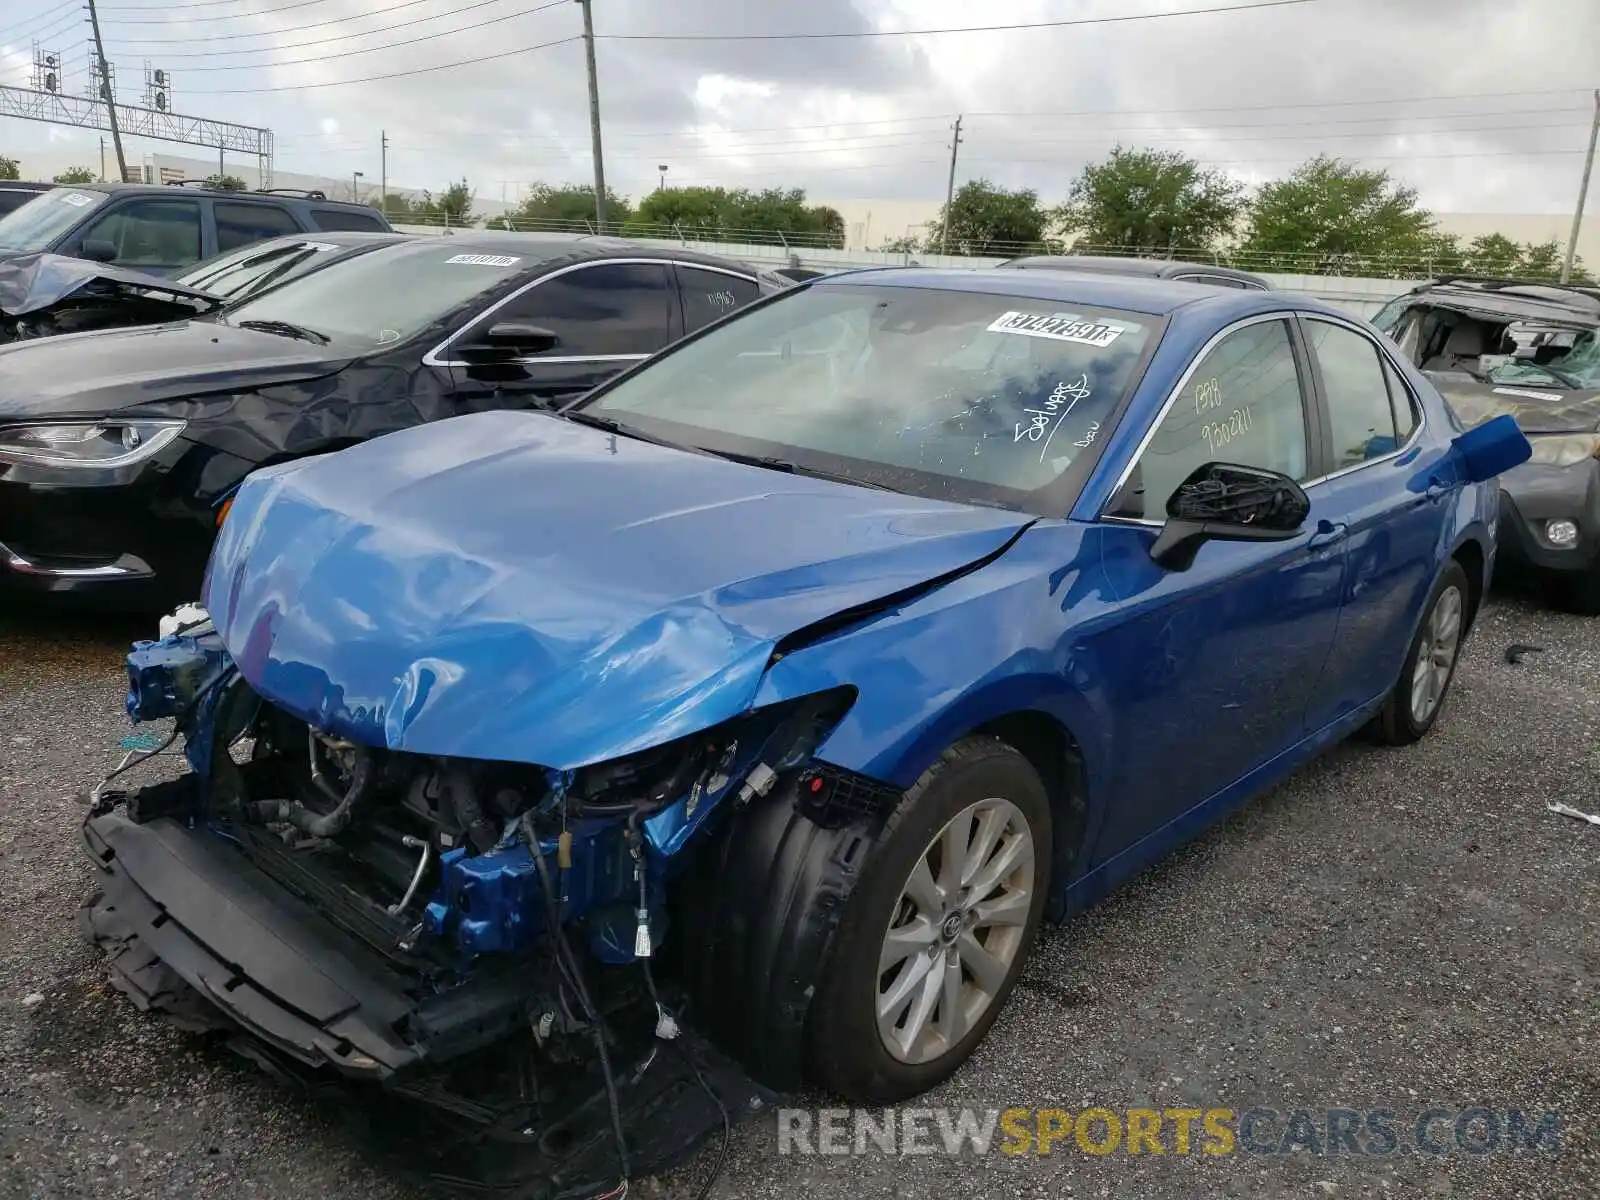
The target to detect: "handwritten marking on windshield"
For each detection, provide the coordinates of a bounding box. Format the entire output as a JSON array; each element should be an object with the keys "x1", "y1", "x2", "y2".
[
  {"x1": 987, "y1": 311, "x2": 1125, "y2": 347},
  {"x1": 1073, "y1": 420, "x2": 1101, "y2": 449},
  {"x1": 1015, "y1": 374, "x2": 1092, "y2": 462},
  {"x1": 1194, "y1": 377, "x2": 1223, "y2": 415}
]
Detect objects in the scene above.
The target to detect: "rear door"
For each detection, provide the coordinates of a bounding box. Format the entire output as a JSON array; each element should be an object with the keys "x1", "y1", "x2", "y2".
[
  {"x1": 442, "y1": 259, "x2": 681, "y2": 410},
  {"x1": 213, "y1": 200, "x2": 304, "y2": 256},
  {"x1": 1296, "y1": 314, "x2": 1451, "y2": 726},
  {"x1": 63, "y1": 195, "x2": 206, "y2": 275}
]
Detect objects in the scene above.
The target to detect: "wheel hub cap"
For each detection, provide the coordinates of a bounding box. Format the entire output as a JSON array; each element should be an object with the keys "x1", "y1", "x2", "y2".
[{"x1": 875, "y1": 796, "x2": 1036, "y2": 1066}]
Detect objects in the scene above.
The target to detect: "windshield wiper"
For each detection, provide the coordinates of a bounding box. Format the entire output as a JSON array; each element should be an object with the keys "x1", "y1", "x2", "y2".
[
  {"x1": 235, "y1": 318, "x2": 330, "y2": 345},
  {"x1": 560, "y1": 409, "x2": 683, "y2": 448},
  {"x1": 696, "y1": 446, "x2": 896, "y2": 492}
]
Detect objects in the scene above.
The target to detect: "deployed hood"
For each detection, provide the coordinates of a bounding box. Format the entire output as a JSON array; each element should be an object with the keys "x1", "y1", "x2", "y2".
[
  {"x1": 0, "y1": 252, "x2": 223, "y2": 318},
  {"x1": 1434, "y1": 376, "x2": 1600, "y2": 435},
  {"x1": 0, "y1": 318, "x2": 353, "y2": 419},
  {"x1": 204, "y1": 410, "x2": 1033, "y2": 769}
]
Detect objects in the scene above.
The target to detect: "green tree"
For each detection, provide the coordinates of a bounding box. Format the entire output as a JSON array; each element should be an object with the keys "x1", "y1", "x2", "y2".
[
  {"x1": 377, "y1": 180, "x2": 479, "y2": 227},
  {"x1": 631, "y1": 185, "x2": 727, "y2": 234},
  {"x1": 53, "y1": 166, "x2": 97, "y2": 184},
  {"x1": 1239, "y1": 156, "x2": 1442, "y2": 275},
  {"x1": 495, "y1": 182, "x2": 632, "y2": 231},
  {"x1": 436, "y1": 179, "x2": 476, "y2": 226},
  {"x1": 1053, "y1": 147, "x2": 1243, "y2": 254},
  {"x1": 0, "y1": 156, "x2": 19, "y2": 180},
  {"x1": 1461, "y1": 232, "x2": 1522, "y2": 275},
  {"x1": 930, "y1": 179, "x2": 1048, "y2": 256},
  {"x1": 204, "y1": 173, "x2": 247, "y2": 192},
  {"x1": 720, "y1": 187, "x2": 845, "y2": 248}
]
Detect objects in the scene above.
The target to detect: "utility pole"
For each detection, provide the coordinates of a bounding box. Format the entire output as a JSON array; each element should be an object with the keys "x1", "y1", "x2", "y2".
[
  {"x1": 86, "y1": 0, "x2": 128, "y2": 184},
  {"x1": 938, "y1": 115, "x2": 963, "y2": 255},
  {"x1": 1560, "y1": 89, "x2": 1599, "y2": 285},
  {"x1": 577, "y1": 0, "x2": 607, "y2": 232},
  {"x1": 98, "y1": 136, "x2": 105, "y2": 182},
  {"x1": 380, "y1": 130, "x2": 388, "y2": 214}
]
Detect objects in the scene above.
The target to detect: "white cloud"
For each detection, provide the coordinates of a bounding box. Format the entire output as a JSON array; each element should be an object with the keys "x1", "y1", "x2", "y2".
[{"x1": 0, "y1": 0, "x2": 1594, "y2": 214}]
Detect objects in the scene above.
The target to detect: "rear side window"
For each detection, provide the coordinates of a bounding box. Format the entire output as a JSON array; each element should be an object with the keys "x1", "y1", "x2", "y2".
[
  {"x1": 677, "y1": 266, "x2": 760, "y2": 333},
  {"x1": 309, "y1": 206, "x2": 386, "y2": 232},
  {"x1": 1382, "y1": 359, "x2": 1419, "y2": 442},
  {"x1": 79, "y1": 198, "x2": 202, "y2": 268},
  {"x1": 215, "y1": 201, "x2": 302, "y2": 252},
  {"x1": 490, "y1": 262, "x2": 675, "y2": 357},
  {"x1": 1305, "y1": 318, "x2": 1399, "y2": 467}
]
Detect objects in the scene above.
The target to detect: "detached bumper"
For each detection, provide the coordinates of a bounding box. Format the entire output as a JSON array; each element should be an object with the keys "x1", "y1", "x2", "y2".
[
  {"x1": 1496, "y1": 460, "x2": 1600, "y2": 576},
  {"x1": 82, "y1": 811, "x2": 428, "y2": 1078}
]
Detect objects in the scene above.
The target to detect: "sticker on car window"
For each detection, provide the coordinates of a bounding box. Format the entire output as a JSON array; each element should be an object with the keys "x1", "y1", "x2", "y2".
[
  {"x1": 59, "y1": 192, "x2": 94, "y2": 208},
  {"x1": 445, "y1": 253, "x2": 520, "y2": 267},
  {"x1": 987, "y1": 311, "x2": 1125, "y2": 347},
  {"x1": 300, "y1": 241, "x2": 339, "y2": 252}
]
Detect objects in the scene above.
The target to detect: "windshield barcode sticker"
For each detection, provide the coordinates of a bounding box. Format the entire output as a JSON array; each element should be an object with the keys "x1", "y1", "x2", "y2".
[
  {"x1": 59, "y1": 192, "x2": 93, "y2": 207},
  {"x1": 445, "y1": 253, "x2": 520, "y2": 267},
  {"x1": 988, "y1": 311, "x2": 1124, "y2": 347},
  {"x1": 300, "y1": 241, "x2": 339, "y2": 252}
]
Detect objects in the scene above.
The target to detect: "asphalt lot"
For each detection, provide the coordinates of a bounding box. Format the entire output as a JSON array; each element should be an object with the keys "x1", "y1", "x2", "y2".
[{"x1": 1, "y1": 590, "x2": 1596, "y2": 1200}]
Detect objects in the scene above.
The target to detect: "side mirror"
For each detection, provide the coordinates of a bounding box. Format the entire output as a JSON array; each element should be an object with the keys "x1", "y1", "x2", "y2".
[
  {"x1": 1452, "y1": 413, "x2": 1531, "y2": 483},
  {"x1": 81, "y1": 239, "x2": 117, "y2": 263},
  {"x1": 1149, "y1": 462, "x2": 1311, "y2": 571},
  {"x1": 456, "y1": 321, "x2": 559, "y2": 363}
]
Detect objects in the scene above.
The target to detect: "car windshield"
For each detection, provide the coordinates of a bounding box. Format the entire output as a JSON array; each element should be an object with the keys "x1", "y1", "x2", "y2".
[
  {"x1": 1487, "y1": 329, "x2": 1600, "y2": 389},
  {"x1": 577, "y1": 283, "x2": 1158, "y2": 509},
  {"x1": 220, "y1": 241, "x2": 532, "y2": 348},
  {"x1": 177, "y1": 239, "x2": 345, "y2": 300},
  {"x1": 0, "y1": 188, "x2": 106, "y2": 251}
]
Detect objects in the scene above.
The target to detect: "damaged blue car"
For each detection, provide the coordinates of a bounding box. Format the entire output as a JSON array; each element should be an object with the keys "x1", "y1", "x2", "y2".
[{"x1": 81, "y1": 269, "x2": 1530, "y2": 1196}]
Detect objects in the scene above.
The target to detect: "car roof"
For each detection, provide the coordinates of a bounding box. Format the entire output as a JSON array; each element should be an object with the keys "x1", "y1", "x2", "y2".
[
  {"x1": 817, "y1": 265, "x2": 1308, "y2": 318},
  {"x1": 1396, "y1": 277, "x2": 1600, "y2": 326},
  {"x1": 999, "y1": 254, "x2": 1272, "y2": 286},
  {"x1": 250, "y1": 230, "x2": 409, "y2": 249},
  {"x1": 399, "y1": 231, "x2": 771, "y2": 273},
  {"x1": 0, "y1": 181, "x2": 54, "y2": 191},
  {"x1": 58, "y1": 182, "x2": 376, "y2": 211}
]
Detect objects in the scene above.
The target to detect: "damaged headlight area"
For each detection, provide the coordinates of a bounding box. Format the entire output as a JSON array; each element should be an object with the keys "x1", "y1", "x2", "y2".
[
  {"x1": 0, "y1": 419, "x2": 186, "y2": 469},
  {"x1": 82, "y1": 611, "x2": 864, "y2": 1195}
]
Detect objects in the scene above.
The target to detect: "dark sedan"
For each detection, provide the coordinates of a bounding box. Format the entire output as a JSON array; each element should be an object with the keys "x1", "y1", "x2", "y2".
[{"x1": 0, "y1": 233, "x2": 786, "y2": 609}]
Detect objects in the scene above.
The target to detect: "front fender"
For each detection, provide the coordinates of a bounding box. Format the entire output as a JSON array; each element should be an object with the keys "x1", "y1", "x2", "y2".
[{"x1": 754, "y1": 520, "x2": 1121, "y2": 798}]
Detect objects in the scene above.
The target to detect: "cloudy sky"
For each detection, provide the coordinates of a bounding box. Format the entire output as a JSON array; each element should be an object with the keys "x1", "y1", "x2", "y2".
[{"x1": 1, "y1": 0, "x2": 1596, "y2": 216}]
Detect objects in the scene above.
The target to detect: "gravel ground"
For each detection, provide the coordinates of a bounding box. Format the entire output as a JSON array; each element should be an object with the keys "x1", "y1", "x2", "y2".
[{"x1": 1, "y1": 592, "x2": 1596, "y2": 1200}]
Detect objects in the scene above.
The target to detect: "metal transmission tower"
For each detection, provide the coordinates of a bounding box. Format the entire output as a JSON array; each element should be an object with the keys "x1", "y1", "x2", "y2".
[{"x1": 29, "y1": 44, "x2": 64, "y2": 97}]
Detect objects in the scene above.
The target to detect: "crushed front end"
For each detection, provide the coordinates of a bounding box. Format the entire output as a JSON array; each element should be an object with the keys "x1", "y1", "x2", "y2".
[{"x1": 82, "y1": 606, "x2": 859, "y2": 1197}]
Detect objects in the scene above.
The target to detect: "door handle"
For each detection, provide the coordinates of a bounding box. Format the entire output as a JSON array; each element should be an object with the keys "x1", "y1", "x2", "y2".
[
  {"x1": 1425, "y1": 476, "x2": 1450, "y2": 501},
  {"x1": 1307, "y1": 520, "x2": 1348, "y2": 551}
]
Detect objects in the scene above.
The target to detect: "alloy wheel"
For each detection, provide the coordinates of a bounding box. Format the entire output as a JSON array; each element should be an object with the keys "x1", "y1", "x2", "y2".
[
  {"x1": 1410, "y1": 583, "x2": 1464, "y2": 725},
  {"x1": 875, "y1": 796, "x2": 1036, "y2": 1065}
]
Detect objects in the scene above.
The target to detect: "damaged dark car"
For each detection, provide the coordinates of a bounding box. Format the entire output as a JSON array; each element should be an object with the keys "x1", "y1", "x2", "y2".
[
  {"x1": 0, "y1": 233, "x2": 783, "y2": 609},
  {"x1": 81, "y1": 270, "x2": 1530, "y2": 1196},
  {"x1": 1373, "y1": 276, "x2": 1600, "y2": 611},
  {"x1": 0, "y1": 233, "x2": 410, "y2": 344}
]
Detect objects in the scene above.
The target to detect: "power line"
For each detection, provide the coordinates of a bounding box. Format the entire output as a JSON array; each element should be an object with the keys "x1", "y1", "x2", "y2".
[
  {"x1": 596, "y1": 0, "x2": 1323, "y2": 41},
  {"x1": 99, "y1": 0, "x2": 336, "y2": 23},
  {"x1": 0, "y1": 0, "x2": 77, "y2": 41},
  {"x1": 103, "y1": 0, "x2": 458, "y2": 43},
  {"x1": 967, "y1": 86, "x2": 1595, "y2": 119},
  {"x1": 171, "y1": 0, "x2": 569, "y2": 70},
  {"x1": 177, "y1": 32, "x2": 581, "y2": 93},
  {"x1": 122, "y1": 0, "x2": 552, "y2": 60}
]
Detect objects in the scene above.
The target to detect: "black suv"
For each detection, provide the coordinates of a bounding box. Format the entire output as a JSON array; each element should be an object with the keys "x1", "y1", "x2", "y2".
[
  {"x1": 0, "y1": 182, "x2": 393, "y2": 276},
  {"x1": 0, "y1": 181, "x2": 55, "y2": 217}
]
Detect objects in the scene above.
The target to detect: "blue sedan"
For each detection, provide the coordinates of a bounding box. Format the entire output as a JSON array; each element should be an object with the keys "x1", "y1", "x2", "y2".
[{"x1": 87, "y1": 269, "x2": 1529, "y2": 1187}]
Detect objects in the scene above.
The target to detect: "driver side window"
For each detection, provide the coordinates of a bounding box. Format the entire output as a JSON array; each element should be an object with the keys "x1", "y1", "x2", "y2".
[{"x1": 1112, "y1": 318, "x2": 1310, "y2": 521}]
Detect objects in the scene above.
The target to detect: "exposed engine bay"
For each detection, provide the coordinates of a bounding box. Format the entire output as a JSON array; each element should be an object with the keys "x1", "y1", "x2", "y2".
[
  {"x1": 81, "y1": 605, "x2": 884, "y2": 1198},
  {"x1": 0, "y1": 252, "x2": 224, "y2": 344}
]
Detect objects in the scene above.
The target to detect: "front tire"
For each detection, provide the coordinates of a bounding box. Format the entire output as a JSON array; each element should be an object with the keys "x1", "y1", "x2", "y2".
[
  {"x1": 807, "y1": 737, "x2": 1052, "y2": 1103},
  {"x1": 1373, "y1": 559, "x2": 1470, "y2": 745}
]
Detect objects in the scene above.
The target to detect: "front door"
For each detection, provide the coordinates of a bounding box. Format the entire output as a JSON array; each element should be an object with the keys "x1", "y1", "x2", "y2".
[
  {"x1": 446, "y1": 260, "x2": 681, "y2": 411},
  {"x1": 1083, "y1": 315, "x2": 1348, "y2": 865}
]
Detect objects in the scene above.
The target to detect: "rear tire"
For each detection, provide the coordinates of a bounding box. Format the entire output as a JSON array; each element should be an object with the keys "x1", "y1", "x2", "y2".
[
  {"x1": 806, "y1": 737, "x2": 1051, "y2": 1104},
  {"x1": 1372, "y1": 559, "x2": 1470, "y2": 746}
]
